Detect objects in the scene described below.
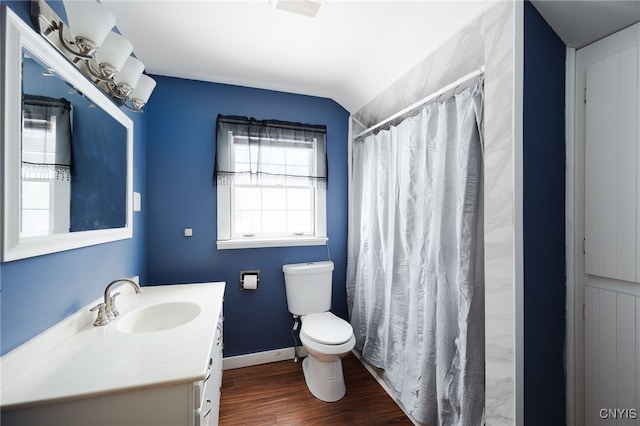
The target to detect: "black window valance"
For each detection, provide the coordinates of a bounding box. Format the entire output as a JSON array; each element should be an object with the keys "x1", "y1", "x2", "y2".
[{"x1": 213, "y1": 114, "x2": 328, "y2": 188}]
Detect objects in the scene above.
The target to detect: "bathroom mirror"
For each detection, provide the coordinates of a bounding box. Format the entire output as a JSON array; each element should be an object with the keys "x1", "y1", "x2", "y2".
[{"x1": 2, "y1": 9, "x2": 133, "y2": 261}]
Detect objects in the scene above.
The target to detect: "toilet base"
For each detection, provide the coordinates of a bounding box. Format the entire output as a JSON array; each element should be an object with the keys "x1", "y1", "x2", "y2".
[{"x1": 302, "y1": 355, "x2": 346, "y2": 402}]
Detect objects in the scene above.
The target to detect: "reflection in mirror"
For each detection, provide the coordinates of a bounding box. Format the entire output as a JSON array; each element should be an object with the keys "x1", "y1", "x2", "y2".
[
  {"x1": 21, "y1": 47, "x2": 128, "y2": 237},
  {"x1": 3, "y1": 9, "x2": 133, "y2": 262},
  {"x1": 21, "y1": 94, "x2": 72, "y2": 237}
]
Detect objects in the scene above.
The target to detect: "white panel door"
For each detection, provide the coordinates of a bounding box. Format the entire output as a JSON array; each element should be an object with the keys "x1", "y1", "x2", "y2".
[
  {"x1": 585, "y1": 43, "x2": 639, "y2": 283},
  {"x1": 575, "y1": 22, "x2": 640, "y2": 426},
  {"x1": 584, "y1": 286, "x2": 639, "y2": 425}
]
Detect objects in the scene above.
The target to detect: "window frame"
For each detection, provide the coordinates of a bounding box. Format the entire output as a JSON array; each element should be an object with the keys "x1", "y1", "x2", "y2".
[{"x1": 216, "y1": 131, "x2": 327, "y2": 250}]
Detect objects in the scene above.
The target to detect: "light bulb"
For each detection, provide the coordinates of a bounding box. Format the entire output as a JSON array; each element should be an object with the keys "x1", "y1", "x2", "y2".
[
  {"x1": 131, "y1": 74, "x2": 156, "y2": 105},
  {"x1": 95, "y1": 32, "x2": 133, "y2": 73},
  {"x1": 63, "y1": 0, "x2": 115, "y2": 54}
]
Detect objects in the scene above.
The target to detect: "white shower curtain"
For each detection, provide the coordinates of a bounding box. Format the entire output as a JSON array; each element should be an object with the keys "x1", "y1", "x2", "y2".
[{"x1": 347, "y1": 82, "x2": 484, "y2": 425}]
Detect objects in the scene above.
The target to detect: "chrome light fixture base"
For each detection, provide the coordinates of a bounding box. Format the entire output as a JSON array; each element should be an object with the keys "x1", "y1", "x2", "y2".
[
  {"x1": 109, "y1": 81, "x2": 134, "y2": 99},
  {"x1": 32, "y1": 2, "x2": 91, "y2": 61},
  {"x1": 58, "y1": 28, "x2": 97, "y2": 59},
  {"x1": 86, "y1": 61, "x2": 118, "y2": 81},
  {"x1": 123, "y1": 98, "x2": 146, "y2": 113}
]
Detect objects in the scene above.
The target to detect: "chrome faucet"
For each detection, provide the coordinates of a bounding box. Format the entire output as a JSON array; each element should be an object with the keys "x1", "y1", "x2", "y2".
[{"x1": 91, "y1": 278, "x2": 142, "y2": 326}]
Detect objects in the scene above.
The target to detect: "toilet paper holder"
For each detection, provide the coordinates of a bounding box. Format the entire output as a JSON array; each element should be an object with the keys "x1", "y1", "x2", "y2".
[{"x1": 240, "y1": 270, "x2": 260, "y2": 290}]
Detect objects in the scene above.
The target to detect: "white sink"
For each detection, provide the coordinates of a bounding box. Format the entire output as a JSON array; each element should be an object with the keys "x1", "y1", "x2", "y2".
[{"x1": 117, "y1": 301, "x2": 202, "y2": 334}]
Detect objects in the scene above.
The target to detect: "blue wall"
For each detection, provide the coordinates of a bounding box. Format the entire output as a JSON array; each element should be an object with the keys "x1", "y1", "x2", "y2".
[
  {"x1": 1, "y1": 2, "x2": 148, "y2": 355},
  {"x1": 145, "y1": 76, "x2": 349, "y2": 357},
  {"x1": 523, "y1": 2, "x2": 566, "y2": 423}
]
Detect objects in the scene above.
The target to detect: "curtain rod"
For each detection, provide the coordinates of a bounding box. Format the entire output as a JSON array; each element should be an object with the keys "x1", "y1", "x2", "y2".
[{"x1": 353, "y1": 66, "x2": 485, "y2": 140}]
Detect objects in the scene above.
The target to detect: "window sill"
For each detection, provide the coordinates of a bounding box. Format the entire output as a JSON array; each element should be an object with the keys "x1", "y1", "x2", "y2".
[{"x1": 217, "y1": 236, "x2": 328, "y2": 250}]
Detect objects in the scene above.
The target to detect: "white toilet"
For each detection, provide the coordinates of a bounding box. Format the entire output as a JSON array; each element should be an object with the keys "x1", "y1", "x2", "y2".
[{"x1": 283, "y1": 261, "x2": 356, "y2": 402}]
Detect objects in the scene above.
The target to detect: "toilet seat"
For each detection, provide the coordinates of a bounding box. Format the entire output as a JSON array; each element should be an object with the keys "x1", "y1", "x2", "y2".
[{"x1": 301, "y1": 312, "x2": 353, "y2": 345}]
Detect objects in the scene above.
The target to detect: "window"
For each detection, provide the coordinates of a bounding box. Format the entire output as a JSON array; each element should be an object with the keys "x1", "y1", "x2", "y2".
[
  {"x1": 21, "y1": 96, "x2": 72, "y2": 237},
  {"x1": 214, "y1": 115, "x2": 327, "y2": 249}
]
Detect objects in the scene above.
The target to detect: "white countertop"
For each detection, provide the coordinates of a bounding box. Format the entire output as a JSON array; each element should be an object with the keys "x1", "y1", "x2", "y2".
[{"x1": 1, "y1": 282, "x2": 225, "y2": 410}]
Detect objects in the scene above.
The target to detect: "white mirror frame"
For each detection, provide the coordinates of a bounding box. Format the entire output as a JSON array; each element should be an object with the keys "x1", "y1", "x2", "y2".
[{"x1": 2, "y1": 8, "x2": 134, "y2": 262}]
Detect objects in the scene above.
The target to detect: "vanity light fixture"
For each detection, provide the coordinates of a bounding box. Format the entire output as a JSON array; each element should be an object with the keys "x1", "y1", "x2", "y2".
[
  {"x1": 61, "y1": 0, "x2": 115, "y2": 58},
  {"x1": 30, "y1": 0, "x2": 155, "y2": 112}
]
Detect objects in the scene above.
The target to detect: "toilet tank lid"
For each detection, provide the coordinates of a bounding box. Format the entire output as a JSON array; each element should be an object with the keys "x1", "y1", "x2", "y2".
[
  {"x1": 302, "y1": 312, "x2": 353, "y2": 345},
  {"x1": 282, "y1": 261, "x2": 334, "y2": 275}
]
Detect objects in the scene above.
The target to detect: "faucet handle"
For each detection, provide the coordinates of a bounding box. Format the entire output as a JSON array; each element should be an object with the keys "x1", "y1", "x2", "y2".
[
  {"x1": 109, "y1": 292, "x2": 122, "y2": 318},
  {"x1": 91, "y1": 303, "x2": 110, "y2": 326}
]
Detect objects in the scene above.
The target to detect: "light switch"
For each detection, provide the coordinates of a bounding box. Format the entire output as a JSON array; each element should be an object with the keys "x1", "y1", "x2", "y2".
[
  {"x1": 133, "y1": 192, "x2": 141, "y2": 212},
  {"x1": 184, "y1": 228, "x2": 193, "y2": 237}
]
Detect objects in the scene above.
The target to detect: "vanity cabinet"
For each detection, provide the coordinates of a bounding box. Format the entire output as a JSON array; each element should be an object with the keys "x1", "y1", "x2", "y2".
[
  {"x1": 2, "y1": 311, "x2": 223, "y2": 426},
  {"x1": 1, "y1": 283, "x2": 225, "y2": 426}
]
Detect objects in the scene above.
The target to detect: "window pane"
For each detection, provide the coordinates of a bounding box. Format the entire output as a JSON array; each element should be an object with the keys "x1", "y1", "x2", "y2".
[
  {"x1": 261, "y1": 145, "x2": 285, "y2": 164},
  {"x1": 234, "y1": 143, "x2": 250, "y2": 163},
  {"x1": 262, "y1": 188, "x2": 286, "y2": 211},
  {"x1": 262, "y1": 211, "x2": 287, "y2": 233},
  {"x1": 286, "y1": 165, "x2": 311, "y2": 176},
  {"x1": 261, "y1": 163, "x2": 286, "y2": 175},
  {"x1": 235, "y1": 187, "x2": 261, "y2": 210},
  {"x1": 287, "y1": 188, "x2": 311, "y2": 210},
  {"x1": 235, "y1": 162, "x2": 251, "y2": 173},
  {"x1": 286, "y1": 147, "x2": 312, "y2": 165},
  {"x1": 288, "y1": 211, "x2": 312, "y2": 233},
  {"x1": 233, "y1": 139, "x2": 251, "y2": 173},
  {"x1": 22, "y1": 181, "x2": 50, "y2": 209},
  {"x1": 234, "y1": 210, "x2": 261, "y2": 235},
  {"x1": 226, "y1": 134, "x2": 323, "y2": 240},
  {"x1": 21, "y1": 210, "x2": 50, "y2": 237}
]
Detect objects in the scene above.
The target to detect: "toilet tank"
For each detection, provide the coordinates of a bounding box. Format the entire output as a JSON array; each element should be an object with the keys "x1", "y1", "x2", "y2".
[{"x1": 282, "y1": 261, "x2": 334, "y2": 315}]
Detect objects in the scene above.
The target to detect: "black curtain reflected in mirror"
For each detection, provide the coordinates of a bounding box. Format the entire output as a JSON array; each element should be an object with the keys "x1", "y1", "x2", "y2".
[{"x1": 22, "y1": 95, "x2": 72, "y2": 181}]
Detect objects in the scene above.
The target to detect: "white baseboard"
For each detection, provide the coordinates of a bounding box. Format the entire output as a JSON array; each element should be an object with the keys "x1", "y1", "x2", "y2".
[{"x1": 223, "y1": 347, "x2": 306, "y2": 370}]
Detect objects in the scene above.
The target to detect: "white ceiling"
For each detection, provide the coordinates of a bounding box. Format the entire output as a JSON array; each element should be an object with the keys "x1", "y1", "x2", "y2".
[
  {"x1": 100, "y1": 1, "x2": 640, "y2": 114},
  {"x1": 530, "y1": 0, "x2": 640, "y2": 49},
  {"x1": 100, "y1": 0, "x2": 490, "y2": 113}
]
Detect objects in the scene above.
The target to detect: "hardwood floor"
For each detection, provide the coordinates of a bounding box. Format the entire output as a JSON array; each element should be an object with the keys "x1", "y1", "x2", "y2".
[{"x1": 219, "y1": 353, "x2": 412, "y2": 425}]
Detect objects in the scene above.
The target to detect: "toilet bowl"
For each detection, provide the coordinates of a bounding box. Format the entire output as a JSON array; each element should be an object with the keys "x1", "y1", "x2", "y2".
[
  {"x1": 282, "y1": 261, "x2": 355, "y2": 402},
  {"x1": 299, "y1": 312, "x2": 356, "y2": 402}
]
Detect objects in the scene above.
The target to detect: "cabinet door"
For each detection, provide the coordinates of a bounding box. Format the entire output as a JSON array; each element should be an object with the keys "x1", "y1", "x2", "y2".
[
  {"x1": 585, "y1": 43, "x2": 640, "y2": 283},
  {"x1": 207, "y1": 314, "x2": 223, "y2": 425},
  {"x1": 195, "y1": 313, "x2": 223, "y2": 426}
]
